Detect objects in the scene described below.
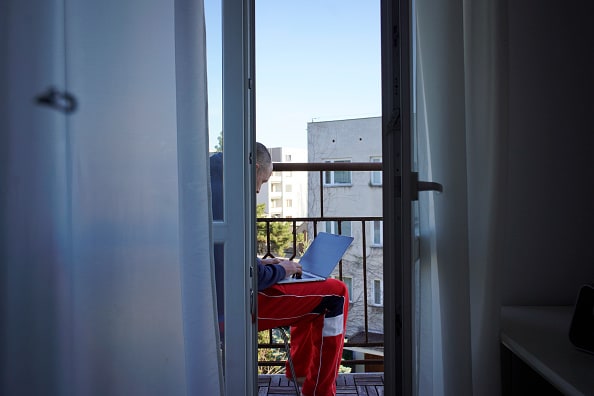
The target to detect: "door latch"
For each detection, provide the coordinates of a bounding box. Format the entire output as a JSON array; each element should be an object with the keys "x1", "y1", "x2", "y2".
[{"x1": 412, "y1": 172, "x2": 443, "y2": 201}]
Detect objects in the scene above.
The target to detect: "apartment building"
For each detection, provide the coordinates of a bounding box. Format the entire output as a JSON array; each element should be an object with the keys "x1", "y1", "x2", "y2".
[
  {"x1": 257, "y1": 147, "x2": 308, "y2": 219},
  {"x1": 307, "y1": 117, "x2": 383, "y2": 355}
]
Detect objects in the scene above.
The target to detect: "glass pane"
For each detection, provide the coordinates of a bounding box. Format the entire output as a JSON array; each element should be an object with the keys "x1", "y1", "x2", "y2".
[
  {"x1": 343, "y1": 277, "x2": 353, "y2": 302},
  {"x1": 342, "y1": 221, "x2": 352, "y2": 236},
  {"x1": 374, "y1": 280, "x2": 382, "y2": 304},
  {"x1": 206, "y1": 0, "x2": 223, "y2": 221},
  {"x1": 206, "y1": 0, "x2": 223, "y2": 150},
  {"x1": 374, "y1": 221, "x2": 381, "y2": 244},
  {"x1": 334, "y1": 170, "x2": 351, "y2": 184}
]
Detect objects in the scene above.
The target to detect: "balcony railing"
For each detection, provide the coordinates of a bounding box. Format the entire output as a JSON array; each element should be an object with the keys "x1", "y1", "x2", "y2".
[{"x1": 257, "y1": 162, "x2": 384, "y2": 372}]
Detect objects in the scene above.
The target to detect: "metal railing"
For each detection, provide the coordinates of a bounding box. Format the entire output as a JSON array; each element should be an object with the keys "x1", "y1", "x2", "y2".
[{"x1": 257, "y1": 162, "x2": 384, "y2": 371}]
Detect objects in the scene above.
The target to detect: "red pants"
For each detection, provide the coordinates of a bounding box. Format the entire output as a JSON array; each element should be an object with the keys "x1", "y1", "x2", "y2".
[{"x1": 258, "y1": 279, "x2": 349, "y2": 396}]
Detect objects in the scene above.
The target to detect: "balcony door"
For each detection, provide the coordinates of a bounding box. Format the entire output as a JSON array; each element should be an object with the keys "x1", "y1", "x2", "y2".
[
  {"x1": 218, "y1": 0, "x2": 413, "y2": 394},
  {"x1": 382, "y1": 1, "x2": 446, "y2": 394}
]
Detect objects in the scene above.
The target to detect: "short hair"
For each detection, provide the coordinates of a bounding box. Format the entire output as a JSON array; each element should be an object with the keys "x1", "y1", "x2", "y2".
[{"x1": 256, "y1": 142, "x2": 271, "y2": 167}]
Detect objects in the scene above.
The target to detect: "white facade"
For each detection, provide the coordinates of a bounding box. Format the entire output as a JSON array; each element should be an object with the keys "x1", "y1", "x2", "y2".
[
  {"x1": 257, "y1": 147, "x2": 308, "y2": 219},
  {"x1": 307, "y1": 117, "x2": 384, "y2": 340}
]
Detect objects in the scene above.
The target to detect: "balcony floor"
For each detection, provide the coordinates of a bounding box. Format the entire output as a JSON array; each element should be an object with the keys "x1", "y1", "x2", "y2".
[{"x1": 258, "y1": 373, "x2": 384, "y2": 395}]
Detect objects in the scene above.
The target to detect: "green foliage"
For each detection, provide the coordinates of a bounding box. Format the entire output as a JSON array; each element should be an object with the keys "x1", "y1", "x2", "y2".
[
  {"x1": 258, "y1": 330, "x2": 287, "y2": 374},
  {"x1": 256, "y1": 204, "x2": 293, "y2": 257},
  {"x1": 257, "y1": 329, "x2": 353, "y2": 375},
  {"x1": 214, "y1": 131, "x2": 223, "y2": 152}
]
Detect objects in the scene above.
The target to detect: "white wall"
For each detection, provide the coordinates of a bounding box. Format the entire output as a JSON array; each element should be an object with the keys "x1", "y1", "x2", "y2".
[
  {"x1": 307, "y1": 117, "x2": 384, "y2": 336},
  {"x1": 308, "y1": 117, "x2": 382, "y2": 218},
  {"x1": 501, "y1": 0, "x2": 594, "y2": 305}
]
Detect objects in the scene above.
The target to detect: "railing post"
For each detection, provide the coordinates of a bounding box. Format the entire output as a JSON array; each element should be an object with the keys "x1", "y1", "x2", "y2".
[{"x1": 319, "y1": 170, "x2": 324, "y2": 218}]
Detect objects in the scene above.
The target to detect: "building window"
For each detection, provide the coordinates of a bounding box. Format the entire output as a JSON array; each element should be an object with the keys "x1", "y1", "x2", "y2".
[
  {"x1": 372, "y1": 221, "x2": 383, "y2": 246},
  {"x1": 323, "y1": 159, "x2": 351, "y2": 186},
  {"x1": 271, "y1": 183, "x2": 282, "y2": 192},
  {"x1": 370, "y1": 156, "x2": 382, "y2": 186},
  {"x1": 343, "y1": 277, "x2": 354, "y2": 302},
  {"x1": 373, "y1": 279, "x2": 383, "y2": 306},
  {"x1": 286, "y1": 199, "x2": 293, "y2": 208},
  {"x1": 271, "y1": 199, "x2": 281, "y2": 208},
  {"x1": 325, "y1": 221, "x2": 351, "y2": 237},
  {"x1": 285, "y1": 184, "x2": 292, "y2": 192},
  {"x1": 285, "y1": 154, "x2": 292, "y2": 161}
]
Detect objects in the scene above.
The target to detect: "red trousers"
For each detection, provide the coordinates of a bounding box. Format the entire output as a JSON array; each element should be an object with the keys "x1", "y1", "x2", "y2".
[{"x1": 258, "y1": 279, "x2": 349, "y2": 396}]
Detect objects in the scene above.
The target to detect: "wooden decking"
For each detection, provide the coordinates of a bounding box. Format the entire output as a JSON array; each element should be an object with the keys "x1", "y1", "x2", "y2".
[{"x1": 258, "y1": 373, "x2": 384, "y2": 396}]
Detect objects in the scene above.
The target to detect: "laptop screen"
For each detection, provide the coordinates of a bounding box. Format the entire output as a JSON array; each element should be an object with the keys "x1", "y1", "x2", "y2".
[{"x1": 299, "y1": 232, "x2": 354, "y2": 277}]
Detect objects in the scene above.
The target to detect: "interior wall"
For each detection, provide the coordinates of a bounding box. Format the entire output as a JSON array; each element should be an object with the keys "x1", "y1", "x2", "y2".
[{"x1": 502, "y1": 0, "x2": 594, "y2": 305}]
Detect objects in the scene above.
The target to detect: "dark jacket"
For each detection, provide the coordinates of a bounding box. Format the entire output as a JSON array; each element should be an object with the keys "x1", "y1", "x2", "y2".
[{"x1": 209, "y1": 152, "x2": 286, "y2": 309}]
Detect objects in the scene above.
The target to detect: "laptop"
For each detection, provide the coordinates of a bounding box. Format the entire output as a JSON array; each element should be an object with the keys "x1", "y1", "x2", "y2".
[{"x1": 277, "y1": 232, "x2": 354, "y2": 284}]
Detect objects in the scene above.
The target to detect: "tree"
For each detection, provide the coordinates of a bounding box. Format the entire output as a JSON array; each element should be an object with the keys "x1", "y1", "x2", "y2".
[
  {"x1": 214, "y1": 131, "x2": 223, "y2": 152},
  {"x1": 256, "y1": 204, "x2": 293, "y2": 257},
  {"x1": 257, "y1": 330, "x2": 287, "y2": 374}
]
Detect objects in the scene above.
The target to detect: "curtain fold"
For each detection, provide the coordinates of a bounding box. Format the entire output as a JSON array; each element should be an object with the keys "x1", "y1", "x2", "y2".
[
  {"x1": 415, "y1": 0, "x2": 505, "y2": 394},
  {"x1": 464, "y1": 0, "x2": 507, "y2": 394},
  {"x1": 174, "y1": 0, "x2": 224, "y2": 394}
]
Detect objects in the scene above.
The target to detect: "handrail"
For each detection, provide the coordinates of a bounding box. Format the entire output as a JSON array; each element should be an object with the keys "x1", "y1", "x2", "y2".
[{"x1": 273, "y1": 162, "x2": 382, "y2": 172}]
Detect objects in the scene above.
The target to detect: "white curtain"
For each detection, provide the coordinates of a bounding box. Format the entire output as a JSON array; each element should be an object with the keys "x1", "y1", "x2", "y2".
[
  {"x1": 0, "y1": 0, "x2": 222, "y2": 394},
  {"x1": 415, "y1": 0, "x2": 506, "y2": 395},
  {"x1": 175, "y1": 0, "x2": 224, "y2": 394}
]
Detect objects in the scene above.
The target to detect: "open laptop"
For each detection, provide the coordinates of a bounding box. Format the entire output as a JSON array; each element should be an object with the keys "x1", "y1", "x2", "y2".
[{"x1": 277, "y1": 232, "x2": 354, "y2": 284}]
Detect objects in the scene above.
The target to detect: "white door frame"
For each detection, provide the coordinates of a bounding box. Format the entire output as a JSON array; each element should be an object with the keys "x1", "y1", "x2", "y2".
[
  {"x1": 381, "y1": 0, "x2": 414, "y2": 394},
  {"x1": 218, "y1": 0, "x2": 258, "y2": 394}
]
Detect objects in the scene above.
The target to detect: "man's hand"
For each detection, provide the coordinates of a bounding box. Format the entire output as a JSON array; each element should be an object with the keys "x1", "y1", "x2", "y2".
[{"x1": 277, "y1": 260, "x2": 302, "y2": 278}]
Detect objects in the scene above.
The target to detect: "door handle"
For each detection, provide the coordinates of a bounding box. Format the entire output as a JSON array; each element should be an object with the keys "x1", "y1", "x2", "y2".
[
  {"x1": 412, "y1": 172, "x2": 443, "y2": 201},
  {"x1": 35, "y1": 87, "x2": 78, "y2": 114}
]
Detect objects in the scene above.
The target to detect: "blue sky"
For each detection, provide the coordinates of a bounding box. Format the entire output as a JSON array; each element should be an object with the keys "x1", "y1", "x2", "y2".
[{"x1": 205, "y1": 0, "x2": 381, "y2": 150}]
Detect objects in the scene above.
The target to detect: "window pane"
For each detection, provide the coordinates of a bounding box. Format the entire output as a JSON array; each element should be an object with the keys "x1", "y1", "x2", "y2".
[
  {"x1": 343, "y1": 277, "x2": 353, "y2": 302},
  {"x1": 334, "y1": 170, "x2": 351, "y2": 184},
  {"x1": 341, "y1": 221, "x2": 351, "y2": 237},
  {"x1": 374, "y1": 280, "x2": 381, "y2": 305},
  {"x1": 371, "y1": 171, "x2": 382, "y2": 185},
  {"x1": 370, "y1": 157, "x2": 382, "y2": 185},
  {"x1": 373, "y1": 221, "x2": 382, "y2": 245}
]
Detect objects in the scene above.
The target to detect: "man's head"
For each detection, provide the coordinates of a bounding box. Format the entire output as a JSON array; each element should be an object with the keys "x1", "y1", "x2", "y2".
[{"x1": 255, "y1": 142, "x2": 273, "y2": 194}]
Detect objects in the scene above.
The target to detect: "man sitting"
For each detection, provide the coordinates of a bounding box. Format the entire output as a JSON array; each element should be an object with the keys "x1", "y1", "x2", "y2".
[{"x1": 210, "y1": 142, "x2": 349, "y2": 396}]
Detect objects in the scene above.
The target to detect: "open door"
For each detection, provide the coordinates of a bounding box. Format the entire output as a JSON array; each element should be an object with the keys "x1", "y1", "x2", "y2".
[{"x1": 382, "y1": 1, "x2": 444, "y2": 394}]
